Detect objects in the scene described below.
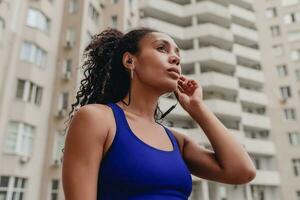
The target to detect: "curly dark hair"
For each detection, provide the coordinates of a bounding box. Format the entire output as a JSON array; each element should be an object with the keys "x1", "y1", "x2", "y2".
[{"x1": 62, "y1": 26, "x2": 178, "y2": 142}]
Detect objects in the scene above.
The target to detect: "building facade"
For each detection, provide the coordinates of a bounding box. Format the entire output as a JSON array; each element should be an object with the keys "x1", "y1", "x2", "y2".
[
  {"x1": 253, "y1": 0, "x2": 300, "y2": 199},
  {"x1": 2, "y1": 0, "x2": 299, "y2": 199}
]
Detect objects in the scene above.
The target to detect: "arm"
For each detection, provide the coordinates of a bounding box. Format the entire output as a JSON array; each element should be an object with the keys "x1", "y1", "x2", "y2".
[
  {"x1": 170, "y1": 102, "x2": 256, "y2": 185},
  {"x1": 62, "y1": 104, "x2": 109, "y2": 200}
]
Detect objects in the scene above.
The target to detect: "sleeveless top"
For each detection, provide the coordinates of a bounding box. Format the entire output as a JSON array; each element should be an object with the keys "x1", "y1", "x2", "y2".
[{"x1": 97, "y1": 102, "x2": 192, "y2": 200}]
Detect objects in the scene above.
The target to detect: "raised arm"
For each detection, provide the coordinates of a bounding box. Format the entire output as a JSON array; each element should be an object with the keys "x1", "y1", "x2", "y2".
[{"x1": 62, "y1": 104, "x2": 110, "y2": 200}]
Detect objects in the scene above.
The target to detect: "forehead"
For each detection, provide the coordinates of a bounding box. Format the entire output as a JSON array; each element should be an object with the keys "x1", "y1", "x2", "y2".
[{"x1": 142, "y1": 32, "x2": 178, "y2": 48}]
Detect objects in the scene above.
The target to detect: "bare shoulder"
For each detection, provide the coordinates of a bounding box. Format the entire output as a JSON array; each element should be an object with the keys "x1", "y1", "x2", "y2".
[
  {"x1": 167, "y1": 127, "x2": 187, "y2": 156},
  {"x1": 68, "y1": 103, "x2": 112, "y2": 141}
]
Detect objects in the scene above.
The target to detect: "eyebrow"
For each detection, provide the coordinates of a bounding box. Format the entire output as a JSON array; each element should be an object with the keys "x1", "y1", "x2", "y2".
[{"x1": 152, "y1": 39, "x2": 181, "y2": 57}]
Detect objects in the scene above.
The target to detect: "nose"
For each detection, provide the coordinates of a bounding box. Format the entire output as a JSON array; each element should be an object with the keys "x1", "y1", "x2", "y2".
[{"x1": 169, "y1": 55, "x2": 180, "y2": 66}]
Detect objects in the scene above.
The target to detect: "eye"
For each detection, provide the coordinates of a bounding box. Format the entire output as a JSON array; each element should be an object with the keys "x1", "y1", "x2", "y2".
[{"x1": 157, "y1": 46, "x2": 167, "y2": 52}]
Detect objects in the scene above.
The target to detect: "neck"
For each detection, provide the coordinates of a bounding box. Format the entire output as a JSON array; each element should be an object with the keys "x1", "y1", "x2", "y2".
[{"x1": 116, "y1": 80, "x2": 163, "y2": 123}]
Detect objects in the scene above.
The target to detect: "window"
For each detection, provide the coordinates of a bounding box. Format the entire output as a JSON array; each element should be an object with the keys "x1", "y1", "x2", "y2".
[
  {"x1": 68, "y1": 0, "x2": 79, "y2": 13},
  {"x1": 50, "y1": 179, "x2": 59, "y2": 200},
  {"x1": 265, "y1": 7, "x2": 277, "y2": 18},
  {"x1": 16, "y1": 79, "x2": 43, "y2": 105},
  {"x1": 0, "y1": 176, "x2": 27, "y2": 200},
  {"x1": 284, "y1": 12, "x2": 300, "y2": 24},
  {"x1": 26, "y1": 8, "x2": 50, "y2": 32},
  {"x1": 270, "y1": 25, "x2": 281, "y2": 37},
  {"x1": 288, "y1": 131, "x2": 300, "y2": 146},
  {"x1": 111, "y1": 15, "x2": 118, "y2": 27},
  {"x1": 292, "y1": 158, "x2": 300, "y2": 176},
  {"x1": 272, "y1": 44, "x2": 284, "y2": 56},
  {"x1": 290, "y1": 49, "x2": 300, "y2": 61},
  {"x1": 284, "y1": 108, "x2": 296, "y2": 120},
  {"x1": 65, "y1": 27, "x2": 76, "y2": 47},
  {"x1": 88, "y1": 3, "x2": 99, "y2": 25},
  {"x1": 288, "y1": 30, "x2": 300, "y2": 41},
  {"x1": 58, "y1": 92, "x2": 69, "y2": 111},
  {"x1": 3, "y1": 121, "x2": 35, "y2": 156},
  {"x1": 62, "y1": 59, "x2": 72, "y2": 74},
  {"x1": 280, "y1": 86, "x2": 292, "y2": 99},
  {"x1": 276, "y1": 64, "x2": 288, "y2": 77},
  {"x1": 52, "y1": 130, "x2": 65, "y2": 163},
  {"x1": 20, "y1": 41, "x2": 47, "y2": 68},
  {"x1": 295, "y1": 69, "x2": 300, "y2": 81}
]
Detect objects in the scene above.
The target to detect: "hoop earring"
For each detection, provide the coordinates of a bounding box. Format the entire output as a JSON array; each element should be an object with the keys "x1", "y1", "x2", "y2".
[{"x1": 130, "y1": 68, "x2": 134, "y2": 79}]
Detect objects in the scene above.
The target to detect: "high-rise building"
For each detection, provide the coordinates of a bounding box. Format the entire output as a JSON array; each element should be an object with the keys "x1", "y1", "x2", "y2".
[
  {"x1": 0, "y1": 0, "x2": 65, "y2": 199},
  {"x1": 253, "y1": 0, "x2": 300, "y2": 200},
  {"x1": 3, "y1": 0, "x2": 299, "y2": 199}
]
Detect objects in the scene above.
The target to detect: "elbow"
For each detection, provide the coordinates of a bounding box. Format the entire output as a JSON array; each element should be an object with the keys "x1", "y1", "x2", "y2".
[
  {"x1": 234, "y1": 168, "x2": 256, "y2": 185},
  {"x1": 226, "y1": 167, "x2": 256, "y2": 185},
  {"x1": 244, "y1": 168, "x2": 256, "y2": 183}
]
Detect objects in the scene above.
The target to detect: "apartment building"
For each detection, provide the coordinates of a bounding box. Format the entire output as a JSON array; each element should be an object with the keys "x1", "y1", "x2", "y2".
[
  {"x1": 0, "y1": 0, "x2": 65, "y2": 199},
  {"x1": 0, "y1": 0, "x2": 289, "y2": 199},
  {"x1": 253, "y1": 0, "x2": 300, "y2": 200}
]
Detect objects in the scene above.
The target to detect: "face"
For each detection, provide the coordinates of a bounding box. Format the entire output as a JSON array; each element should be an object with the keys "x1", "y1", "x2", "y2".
[{"x1": 129, "y1": 32, "x2": 182, "y2": 94}]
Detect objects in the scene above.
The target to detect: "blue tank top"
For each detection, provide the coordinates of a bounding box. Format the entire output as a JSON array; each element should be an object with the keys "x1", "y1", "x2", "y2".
[{"x1": 97, "y1": 102, "x2": 192, "y2": 200}]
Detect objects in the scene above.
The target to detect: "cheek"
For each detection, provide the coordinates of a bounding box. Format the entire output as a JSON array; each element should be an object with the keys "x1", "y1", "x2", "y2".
[{"x1": 137, "y1": 53, "x2": 166, "y2": 77}]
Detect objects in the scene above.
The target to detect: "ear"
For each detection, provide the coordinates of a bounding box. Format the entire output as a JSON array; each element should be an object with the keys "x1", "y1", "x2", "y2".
[{"x1": 122, "y1": 52, "x2": 135, "y2": 70}]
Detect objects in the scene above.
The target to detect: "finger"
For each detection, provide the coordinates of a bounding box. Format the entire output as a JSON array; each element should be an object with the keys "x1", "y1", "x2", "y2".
[
  {"x1": 179, "y1": 76, "x2": 186, "y2": 81},
  {"x1": 177, "y1": 84, "x2": 184, "y2": 92},
  {"x1": 177, "y1": 79, "x2": 184, "y2": 84},
  {"x1": 180, "y1": 83, "x2": 187, "y2": 90}
]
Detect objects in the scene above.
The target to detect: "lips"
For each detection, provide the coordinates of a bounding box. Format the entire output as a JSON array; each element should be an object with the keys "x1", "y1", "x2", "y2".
[{"x1": 167, "y1": 67, "x2": 180, "y2": 76}]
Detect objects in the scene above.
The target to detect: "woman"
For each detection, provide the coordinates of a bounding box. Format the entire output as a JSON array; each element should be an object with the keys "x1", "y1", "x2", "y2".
[{"x1": 62, "y1": 27, "x2": 256, "y2": 200}]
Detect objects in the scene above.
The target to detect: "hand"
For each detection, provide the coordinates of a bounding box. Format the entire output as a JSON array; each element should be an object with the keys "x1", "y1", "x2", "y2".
[{"x1": 174, "y1": 75, "x2": 203, "y2": 113}]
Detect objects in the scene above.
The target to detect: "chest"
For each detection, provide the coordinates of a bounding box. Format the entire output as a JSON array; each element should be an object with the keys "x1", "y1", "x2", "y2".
[{"x1": 103, "y1": 117, "x2": 177, "y2": 157}]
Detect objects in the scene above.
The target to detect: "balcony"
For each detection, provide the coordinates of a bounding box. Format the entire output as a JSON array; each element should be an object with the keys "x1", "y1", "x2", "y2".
[
  {"x1": 231, "y1": 23, "x2": 258, "y2": 46},
  {"x1": 184, "y1": 1, "x2": 231, "y2": 27},
  {"x1": 242, "y1": 112, "x2": 271, "y2": 130},
  {"x1": 188, "y1": 72, "x2": 239, "y2": 95},
  {"x1": 160, "y1": 98, "x2": 241, "y2": 120},
  {"x1": 239, "y1": 88, "x2": 268, "y2": 106},
  {"x1": 229, "y1": 4, "x2": 256, "y2": 28},
  {"x1": 167, "y1": 127, "x2": 244, "y2": 146},
  {"x1": 230, "y1": 0, "x2": 254, "y2": 11},
  {"x1": 236, "y1": 65, "x2": 265, "y2": 85},
  {"x1": 233, "y1": 44, "x2": 261, "y2": 66},
  {"x1": 204, "y1": 99, "x2": 241, "y2": 120},
  {"x1": 244, "y1": 138, "x2": 275, "y2": 155},
  {"x1": 250, "y1": 170, "x2": 280, "y2": 186},
  {"x1": 182, "y1": 47, "x2": 236, "y2": 71},
  {"x1": 159, "y1": 98, "x2": 190, "y2": 118},
  {"x1": 139, "y1": 0, "x2": 231, "y2": 27},
  {"x1": 139, "y1": 17, "x2": 233, "y2": 49}
]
